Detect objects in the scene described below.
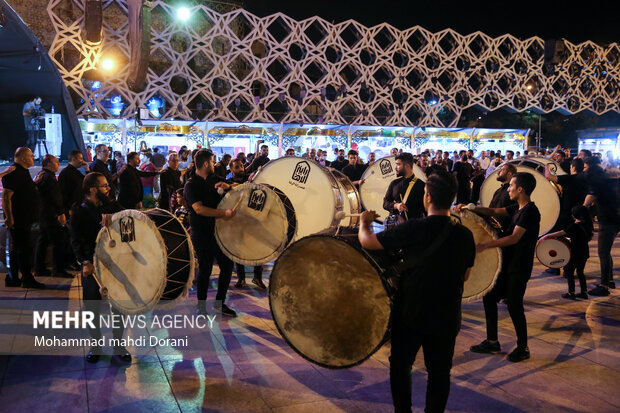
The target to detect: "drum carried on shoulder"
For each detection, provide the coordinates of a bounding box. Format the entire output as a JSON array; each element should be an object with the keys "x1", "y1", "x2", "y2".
[{"x1": 94, "y1": 209, "x2": 195, "y2": 315}]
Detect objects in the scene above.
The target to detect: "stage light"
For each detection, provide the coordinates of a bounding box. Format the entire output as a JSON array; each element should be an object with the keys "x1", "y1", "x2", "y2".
[
  {"x1": 101, "y1": 58, "x2": 115, "y2": 72},
  {"x1": 177, "y1": 7, "x2": 191, "y2": 21}
]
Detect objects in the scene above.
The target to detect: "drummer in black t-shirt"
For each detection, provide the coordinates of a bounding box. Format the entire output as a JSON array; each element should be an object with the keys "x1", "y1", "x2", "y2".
[
  {"x1": 459, "y1": 172, "x2": 540, "y2": 363},
  {"x1": 184, "y1": 149, "x2": 238, "y2": 317},
  {"x1": 341, "y1": 149, "x2": 367, "y2": 187},
  {"x1": 488, "y1": 163, "x2": 517, "y2": 235},
  {"x1": 383, "y1": 152, "x2": 425, "y2": 223},
  {"x1": 359, "y1": 170, "x2": 476, "y2": 413}
]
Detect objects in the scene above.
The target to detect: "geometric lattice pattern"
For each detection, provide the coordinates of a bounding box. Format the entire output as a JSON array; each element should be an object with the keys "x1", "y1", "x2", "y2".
[{"x1": 47, "y1": 1, "x2": 620, "y2": 127}]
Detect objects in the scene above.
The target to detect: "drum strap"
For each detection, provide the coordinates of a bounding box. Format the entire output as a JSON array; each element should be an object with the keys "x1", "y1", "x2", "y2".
[{"x1": 400, "y1": 177, "x2": 418, "y2": 221}]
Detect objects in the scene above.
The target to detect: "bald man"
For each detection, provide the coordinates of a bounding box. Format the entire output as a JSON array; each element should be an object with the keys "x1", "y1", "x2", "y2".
[{"x1": 2, "y1": 148, "x2": 44, "y2": 288}]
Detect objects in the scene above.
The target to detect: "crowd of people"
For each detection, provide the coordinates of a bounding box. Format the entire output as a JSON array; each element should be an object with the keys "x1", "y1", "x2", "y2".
[{"x1": 1, "y1": 141, "x2": 618, "y2": 412}]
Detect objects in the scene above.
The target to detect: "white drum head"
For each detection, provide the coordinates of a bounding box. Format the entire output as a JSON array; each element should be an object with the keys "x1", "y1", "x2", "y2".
[
  {"x1": 359, "y1": 156, "x2": 427, "y2": 223},
  {"x1": 517, "y1": 156, "x2": 567, "y2": 176},
  {"x1": 94, "y1": 210, "x2": 168, "y2": 315},
  {"x1": 215, "y1": 183, "x2": 296, "y2": 266},
  {"x1": 253, "y1": 157, "x2": 341, "y2": 238},
  {"x1": 480, "y1": 166, "x2": 560, "y2": 236},
  {"x1": 536, "y1": 237, "x2": 571, "y2": 268}
]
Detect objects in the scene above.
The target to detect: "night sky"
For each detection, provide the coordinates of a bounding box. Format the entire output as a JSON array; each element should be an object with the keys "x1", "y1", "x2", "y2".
[{"x1": 246, "y1": 0, "x2": 618, "y2": 45}]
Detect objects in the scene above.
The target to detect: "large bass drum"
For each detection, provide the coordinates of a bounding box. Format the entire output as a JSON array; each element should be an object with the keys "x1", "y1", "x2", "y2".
[
  {"x1": 515, "y1": 156, "x2": 567, "y2": 176},
  {"x1": 94, "y1": 209, "x2": 195, "y2": 315},
  {"x1": 359, "y1": 156, "x2": 427, "y2": 223},
  {"x1": 269, "y1": 226, "x2": 397, "y2": 368},
  {"x1": 329, "y1": 168, "x2": 361, "y2": 226},
  {"x1": 215, "y1": 183, "x2": 296, "y2": 266},
  {"x1": 480, "y1": 160, "x2": 562, "y2": 236},
  {"x1": 253, "y1": 157, "x2": 343, "y2": 239},
  {"x1": 453, "y1": 210, "x2": 502, "y2": 302}
]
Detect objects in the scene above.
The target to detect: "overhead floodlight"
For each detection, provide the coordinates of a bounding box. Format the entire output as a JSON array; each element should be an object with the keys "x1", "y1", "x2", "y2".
[
  {"x1": 177, "y1": 7, "x2": 191, "y2": 21},
  {"x1": 101, "y1": 58, "x2": 115, "y2": 72}
]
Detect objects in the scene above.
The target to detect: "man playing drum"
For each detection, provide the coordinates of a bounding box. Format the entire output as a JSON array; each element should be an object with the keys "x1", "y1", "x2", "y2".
[
  {"x1": 461, "y1": 172, "x2": 541, "y2": 362},
  {"x1": 69, "y1": 172, "x2": 130, "y2": 363},
  {"x1": 383, "y1": 153, "x2": 426, "y2": 225},
  {"x1": 184, "y1": 149, "x2": 238, "y2": 317},
  {"x1": 488, "y1": 163, "x2": 517, "y2": 235},
  {"x1": 359, "y1": 170, "x2": 476, "y2": 413}
]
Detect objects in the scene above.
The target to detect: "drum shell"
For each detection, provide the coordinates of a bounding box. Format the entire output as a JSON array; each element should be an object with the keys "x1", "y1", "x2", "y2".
[
  {"x1": 215, "y1": 183, "x2": 296, "y2": 266},
  {"x1": 480, "y1": 164, "x2": 561, "y2": 236},
  {"x1": 329, "y1": 169, "x2": 361, "y2": 226},
  {"x1": 94, "y1": 208, "x2": 195, "y2": 315},
  {"x1": 253, "y1": 157, "x2": 343, "y2": 238},
  {"x1": 269, "y1": 226, "x2": 397, "y2": 369}
]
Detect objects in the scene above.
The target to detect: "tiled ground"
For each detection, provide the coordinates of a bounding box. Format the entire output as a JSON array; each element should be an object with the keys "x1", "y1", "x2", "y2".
[{"x1": 1, "y1": 231, "x2": 620, "y2": 412}]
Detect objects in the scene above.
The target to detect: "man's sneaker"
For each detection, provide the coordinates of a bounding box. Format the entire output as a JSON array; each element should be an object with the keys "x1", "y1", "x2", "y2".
[
  {"x1": 216, "y1": 303, "x2": 237, "y2": 317},
  {"x1": 507, "y1": 346, "x2": 530, "y2": 362},
  {"x1": 22, "y1": 279, "x2": 45, "y2": 289},
  {"x1": 544, "y1": 268, "x2": 561, "y2": 275},
  {"x1": 86, "y1": 346, "x2": 101, "y2": 363},
  {"x1": 235, "y1": 279, "x2": 247, "y2": 288},
  {"x1": 5, "y1": 276, "x2": 21, "y2": 287},
  {"x1": 607, "y1": 281, "x2": 616, "y2": 289},
  {"x1": 561, "y1": 292, "x2": 576, "y2": 300},
  {"x1": 589, "y1": 285, "x2": 610, "y2": 296},
  {"x1": 575, "y1": 292, "x2": 589, "y2": 299},
  {"x1": 196, "y1": 303, "x2": 209, "y2": 317},
  {"x1": 252, "y1": 278, "x2": 267, "y2": 290},
  {"x1": 114, "y1": 346, "x2": 132, "y2": 362},
  {"x1": 470, "y1": 339, "x2": 501, "y2": 353}
]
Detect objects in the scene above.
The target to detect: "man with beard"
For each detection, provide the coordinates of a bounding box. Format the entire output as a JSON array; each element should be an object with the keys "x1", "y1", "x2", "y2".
[
  {"x1": 330, "y1": 149, "x2": 348, "y2": 171},
  {"x1": 184, "y1": 149, "x2": 237, "y2": 316},
  {"x1": 247, "y1": 145, "x2": 270, "y2": 174},
  {"x1": 367, "y1": 152, "x2": 376, "y2": 167},
  {"x1": 342, "y1": 150, "x2": 367, "y2": 187},
  {"x1": 285, "y1": 148, "x2": 295, "y2": 156},
  {"x1": 453, "y1": 154, "x2": 473, "y2": 204},
  {"x1": 383, "y1": 152, "x2": 426, "y2": 224},
  {"x1": 488, "y1": 163, "x2": 518, "y2": 235},
  {"x1": 226, "y1": 159, "x2": 266, "y2": 289},
  {"x1": 158, "y1": 152, "x2": 182, "y2": 211},
  {"x1": 69, "y1": 172, "x2": 130, "y2": 363},
  {"x1": 90, "y1": 144, "x2": 124, "y2": 193}
]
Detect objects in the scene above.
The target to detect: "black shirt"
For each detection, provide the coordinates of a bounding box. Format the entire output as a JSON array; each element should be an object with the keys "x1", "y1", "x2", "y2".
[
  {"x1": 35, "y1": 169, "x2": 64, "y2": 225},
  {"x1": 330, "y1": 158, "x2": 348, "y2": 171},
  {"x1": 564, "y1": 222, "x2": 590, "y2": 261},
  {"x1": 58, "y1": 164, "x2": 85, "y2": 212},
  {"x1": 214, "y1": 163, "x2": 228, "y2": 179},
  {"x1": 488, "y1": 183, "x2": 516, "y2": 235},
  {"x1": 453, "y1": 161, "x2": 473, "y2": 183},
  {"x1": 69, "y1": 200, "x2": 123, "y2": 263},
  {"x1": 247, "y1": 155, "x2": 270, "y2": 174},
  {"x1": 557, "y1": 173, "x2": 588, "y2": 213},
  {"x1": 184, "y1": 173, "x2": 225, "y2": 240},
  {"x1": 377, "y1": 216, "x2": 475, "y2": 336},
  {"x1": 1, "y1": 163, "x2": 38, "y2": 228},
  {"x1": 341, "y1": 163, "x2": 367, "y2": 184},
  {"x1": 503, "y1": 202, "x2": 541, "y2": 275},
  {"x1": 158, "y1": 168, "x2": 182, "y2": 211},
  {"x1": 117, "y1": 165, "x2": 159, "y2": 209},
  {"x1": 90, "y1": 159, "x2": 115, "y2": 190},
  {"x1": 586, "y1": 173, "x2": 620, "y2": 225},
  {"x1": 383, "y1": 175, "x2": 426, "y2": 220}
]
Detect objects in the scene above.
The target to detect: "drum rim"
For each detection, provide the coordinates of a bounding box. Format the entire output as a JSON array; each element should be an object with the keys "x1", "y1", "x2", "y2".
[
  {"x1": 536, "y1": 236, "x2": 572, "y2": 268},
  {"x1": 253, "y1": 156, "x2": 344, "y2": 237},
  {"x1": 215, "y1": 183, "x2": 297, "y2": 266},
  {"x1": 507, "y1": 156, "x2": 567, "y2": 175},
  {"x1": 456, "y1": 210, "x2": 503, "y2": 303},
  {"x1": 269, "y1": 232, "x2": 392, "y2": 369}
]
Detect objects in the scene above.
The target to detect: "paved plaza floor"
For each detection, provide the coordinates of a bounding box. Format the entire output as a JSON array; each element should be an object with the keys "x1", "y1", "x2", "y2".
[{"x1": 1, "y1": 230, "x2": 619, "y2": 412}]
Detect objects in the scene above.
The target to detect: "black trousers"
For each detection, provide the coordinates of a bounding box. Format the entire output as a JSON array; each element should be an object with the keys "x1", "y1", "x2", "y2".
[
  {"x1": 35, "y1": 222, "x2": 65, "y2": 273},
  {"x1": 482, "y1": 272, "x2": 530, "y2": 348},
  {"x1": 82, "y1": 272, "x2": 124, "y2": 342},
  {"x1": 192, "y1": 236, "x2": 234, "y2": 302},
  {"x1": 8, "y1": 226, "x2": 34, "y2": 282},
  {"x1": 564, "y1": 258, "x2": 587, "y2": 294},
  {"x1": 390, "y1": 317, "x2": 456, "y2": 413},
  {"x1": 235, "y1": 263, "x2": 263, "y2": 281}
]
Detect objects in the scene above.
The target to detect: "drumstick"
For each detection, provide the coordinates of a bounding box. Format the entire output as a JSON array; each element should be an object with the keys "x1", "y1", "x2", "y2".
[
  {"x1": 104, "y1": 226, "x2": 116, "y2": 248},
  {"x1": 335, "y1": 211, "x2": 362, "y2": 220},
  {"x1": 232, "y1": 192, "x2": 245, "y2": 212}
]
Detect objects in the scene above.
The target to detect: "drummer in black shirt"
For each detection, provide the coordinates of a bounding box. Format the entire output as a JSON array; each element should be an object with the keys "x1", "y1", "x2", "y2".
[
  {"x1": 341, "y1": 150, "x2": 366, "y2": 187},
  {"x1": 69, "y1": 172, "x2": 129, "y2": 363},
  {"x1": 488, "y1": 163, "x2": 517, "y2": 235},
  {"x1": 330, "y1": 149, "x2": 348, "y2": 171},
  {"x1": 158, "y1": 152, "x2": 182, "y2": 211},
  {"x1": 184, "y1": 149, "x2": 238, "y2": 317},
  {"x1": 462, "y1": 172, "x2": 541, "y2": 362},
  {"x1": 383, "y1": 152, "x2": 425, "y2": 223},
  {"x1": 359, "y1": 170, "x2": 475, "y2": 413}
]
